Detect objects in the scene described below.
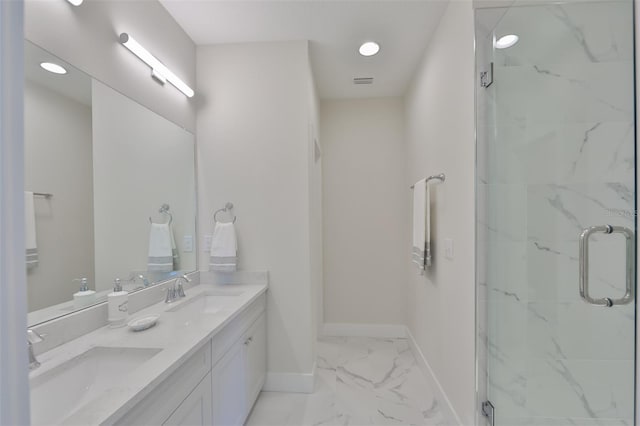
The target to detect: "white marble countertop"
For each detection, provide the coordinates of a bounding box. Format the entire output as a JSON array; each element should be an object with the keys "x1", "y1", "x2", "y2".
[{"x1": 29, "y1": 282, "x2": 268, "y2": 425}]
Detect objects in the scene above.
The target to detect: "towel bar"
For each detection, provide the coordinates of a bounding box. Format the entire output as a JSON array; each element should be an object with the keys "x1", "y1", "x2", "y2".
[
  {"x1": 33, "y1": 192, "x2": 53, "y2": 198},
  {"x1": 410, "y1": 173, "x2": 445, "y2": 189}
]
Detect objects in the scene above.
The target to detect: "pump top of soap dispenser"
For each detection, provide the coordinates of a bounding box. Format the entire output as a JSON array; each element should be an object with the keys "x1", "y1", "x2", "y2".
[
  {"x1": 113, "y1": 278, "x2": 123, "y2": 292},
  {"x1": 73, "y1": 278, "x2": 89, "y2": 292}
]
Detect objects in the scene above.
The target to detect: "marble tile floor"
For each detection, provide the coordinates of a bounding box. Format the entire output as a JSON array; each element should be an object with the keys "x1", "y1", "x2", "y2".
[{"x1": 245, "y1": 336, "x2": 453, "y2": 426}]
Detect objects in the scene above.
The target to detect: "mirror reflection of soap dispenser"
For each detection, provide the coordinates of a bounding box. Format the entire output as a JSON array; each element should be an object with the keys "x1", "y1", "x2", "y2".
[
  {"x1": 108, "y1": 278, "x2": 128, "y2": 328},
  {"x1": 73, "y1": 278, "x2": 96, "y2": 310}
]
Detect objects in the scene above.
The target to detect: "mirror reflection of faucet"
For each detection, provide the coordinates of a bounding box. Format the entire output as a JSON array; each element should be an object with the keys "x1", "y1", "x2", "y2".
[
  {"x1": 125, "y1": 273, "x2": 150, "y2": 291},
  {"x1": 72, "y1": 278, "x2": 96, "y2": 310}
]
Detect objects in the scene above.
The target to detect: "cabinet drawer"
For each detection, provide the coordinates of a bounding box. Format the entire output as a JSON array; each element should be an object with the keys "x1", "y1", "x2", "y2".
[{"x1": 115, "y1": 343, "x2": 212, "y2": 425}]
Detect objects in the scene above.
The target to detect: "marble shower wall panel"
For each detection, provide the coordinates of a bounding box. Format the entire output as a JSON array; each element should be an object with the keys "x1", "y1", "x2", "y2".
[
  {"x1": 477, "y1": 0, "x2": 636, "y2": 424},
  {"x1": 495, "y1": 2, "x2": 634, "y2": 67}
]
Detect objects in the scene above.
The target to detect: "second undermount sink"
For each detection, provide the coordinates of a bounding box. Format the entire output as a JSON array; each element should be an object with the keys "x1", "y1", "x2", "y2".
[
  {"x1": 167, "y1": 290, "x2": 245, "y2": 315},
  {"x1": 30, "y1": 346, "x2": 162, "y2": 425}
]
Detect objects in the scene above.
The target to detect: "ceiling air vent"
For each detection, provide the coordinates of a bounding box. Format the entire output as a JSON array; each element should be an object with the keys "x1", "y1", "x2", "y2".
[{"x1": 353, "y1": 77, "x2": 373, "y2": 85}]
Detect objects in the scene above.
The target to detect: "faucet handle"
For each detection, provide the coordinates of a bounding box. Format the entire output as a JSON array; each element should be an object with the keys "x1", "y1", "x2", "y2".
[
  {"x1": 165, "y1": 285, "x2": 176, "y2": 303},
  {"x1": 177, "y1": 281, "x2": 186, "y2": 298},
  {"x1": 27, "y1": 329, "x2": 44, "y2": 344}
]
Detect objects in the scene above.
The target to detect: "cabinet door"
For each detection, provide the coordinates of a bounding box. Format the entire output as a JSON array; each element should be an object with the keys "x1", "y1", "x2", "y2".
[
  {"x1": 243, "y1": 313, "x2": 266, "y2": 409},
  {"x1": 163, "y1": 372, "x2": 212, "y2": 426},
  {"x1": 211, "y1": 341, "x2": 246, "y2": 426}
]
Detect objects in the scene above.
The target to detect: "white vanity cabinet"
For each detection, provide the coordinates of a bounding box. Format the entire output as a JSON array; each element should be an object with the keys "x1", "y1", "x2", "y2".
[
  {"x1": 211, "y1": 312, "x2": 267, "y2": 426},
  {"x1": 115, "y1": 293, "x2": 266, "y2": 426},
  {"x1": 211, "y1": 340, "x2": 246, "y2": 425},
  {"x1": 163, "y1": 372, "x2": 213, "y2": 426},
  {"x1": 243, "y1": 313, "x2": 266, "y2": 408}
]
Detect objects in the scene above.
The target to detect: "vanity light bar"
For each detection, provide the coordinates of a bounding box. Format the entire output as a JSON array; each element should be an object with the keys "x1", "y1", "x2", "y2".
[{"x1": 119, "y1": 33, "x2": 194, "y2": 98}]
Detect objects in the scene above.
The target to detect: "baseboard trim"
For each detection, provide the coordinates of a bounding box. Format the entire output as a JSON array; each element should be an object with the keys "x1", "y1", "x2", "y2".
[
  {"x1": 263, "y1": 361, "x2": 316, "y2": 393},
  {"x1": 322, "y1": 323, "x2": 407, "y2": 338},
  {"x1": 406, "y1": 327, "x2": 462, "y2": 425}
]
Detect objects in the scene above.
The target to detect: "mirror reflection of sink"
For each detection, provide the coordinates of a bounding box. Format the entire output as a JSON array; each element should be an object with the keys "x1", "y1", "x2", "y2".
[
  {"x1": 167, "y1": 290, "x2": 244, "y2": 314},
  {"x1": 30, "y1": 346, "x2": 162, "y2": 425}
]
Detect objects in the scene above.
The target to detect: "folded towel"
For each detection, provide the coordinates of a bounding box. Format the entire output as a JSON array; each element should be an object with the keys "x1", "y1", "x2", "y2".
[
  {"x1": 25, "y1": 191, "x2": 38, "y2": 269},
  {"x1": 209, "y1": 222, "x2": 237, "y2": 272},
  {"x1": 169, "y1": 222, "x2": 179, "y2": 270},
  {"x1": 148, "y1": 223, "x2": 173, "y2": 272},
  {"x1": 412, "y1": 179, "x2": 428, "y2": 271}
]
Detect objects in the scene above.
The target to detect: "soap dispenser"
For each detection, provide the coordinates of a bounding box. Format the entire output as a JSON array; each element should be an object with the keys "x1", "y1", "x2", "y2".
[
  {"x1": 73, "y1": 278, "x2": 96, "y2": 309},
  {"x1": 108, "y1": 278, "x2": 129, "y2": 328}
]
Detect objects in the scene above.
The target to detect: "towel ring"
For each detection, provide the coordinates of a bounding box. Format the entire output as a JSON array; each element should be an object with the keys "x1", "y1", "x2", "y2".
[
  {"x1": 149, "y1": 204, "x2": 173, "y2": 225},
  {"x1": 213, "y1": 202, "x2": 236, "y2": 224}
]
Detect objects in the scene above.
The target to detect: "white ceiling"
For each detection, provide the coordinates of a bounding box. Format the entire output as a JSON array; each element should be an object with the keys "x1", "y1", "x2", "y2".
[{"x1": 160, "y1": 0, "x2": 449, "y2": 99}]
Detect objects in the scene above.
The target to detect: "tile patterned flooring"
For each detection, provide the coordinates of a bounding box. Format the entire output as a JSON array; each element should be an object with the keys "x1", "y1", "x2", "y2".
[{"x1": 246, "y1": 336, "x2": 453, "y2": 426}]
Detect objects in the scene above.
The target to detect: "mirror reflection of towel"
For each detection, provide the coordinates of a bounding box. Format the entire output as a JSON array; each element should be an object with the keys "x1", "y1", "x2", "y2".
[
  {"x1": 169, "y1": 223, "x2": 179, "y2": 270},
  {"x1": 148, "y1": 223, "x2": 173, "y2": 272},
  {"x1": 209, "y1": 222, "x2": 237, "y2": 272},
  {"x1": 25, "y1": 191, "x2": 39, "y2": 269}
]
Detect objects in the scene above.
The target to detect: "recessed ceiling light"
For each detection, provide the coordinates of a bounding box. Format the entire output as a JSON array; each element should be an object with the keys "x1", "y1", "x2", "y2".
[
  {"x1": 495, "y1": 34, "x2": 519, "y2": 49},
  {"x1": 66, "y1": 0, "x2": 83, "y2": 5},
  {"x1": 40, "y1": 62, "x2": 67, "y2": 75},
  {"x1": 359, "y1": 41, "x2": 380, "y2": 57}
]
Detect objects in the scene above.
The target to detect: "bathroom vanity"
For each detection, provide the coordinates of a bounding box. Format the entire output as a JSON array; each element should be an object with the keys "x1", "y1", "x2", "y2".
[{"x1": 29, "y1": 281, "x2": 267, "y2": 425}]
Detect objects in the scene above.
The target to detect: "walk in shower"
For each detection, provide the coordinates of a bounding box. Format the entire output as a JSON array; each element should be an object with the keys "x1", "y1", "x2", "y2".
[{"x1": 475, "y1": 1, "x2": 636, "y2": 425}]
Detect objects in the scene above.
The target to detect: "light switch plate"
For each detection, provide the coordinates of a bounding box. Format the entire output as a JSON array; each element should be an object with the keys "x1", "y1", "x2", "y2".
[
  {"x1": 183, "y1": 235, "x2": 193, "y2": 252},
  {"x1": 444, "y1": 238, "x2": 454, "y2": 260},
  {"x1": 203, "y1": 234, "x2": 212, "y2": 252}
]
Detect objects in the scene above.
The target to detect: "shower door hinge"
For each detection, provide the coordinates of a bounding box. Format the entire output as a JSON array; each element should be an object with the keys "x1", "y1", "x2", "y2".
[
  {"x1": 481, "y1": 400, "x2": 495, "y2": 426},
  {"x1": 480, "y1": 62, "x2": 494, "y2": 88}
]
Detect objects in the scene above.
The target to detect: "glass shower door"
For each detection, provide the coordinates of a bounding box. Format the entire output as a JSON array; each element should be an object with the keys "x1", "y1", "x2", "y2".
[{"x1": 476, "y1": 1, "x2": 636, "y2": 425}]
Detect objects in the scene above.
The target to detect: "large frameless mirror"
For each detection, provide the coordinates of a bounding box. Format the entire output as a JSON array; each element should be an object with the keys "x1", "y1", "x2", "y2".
[{"x1": 25, "y1": 40, "x2": 197, "y2": 326}]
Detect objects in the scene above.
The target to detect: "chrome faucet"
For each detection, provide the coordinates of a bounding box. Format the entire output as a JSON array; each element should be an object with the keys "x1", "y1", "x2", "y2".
[
  {"x1": 165, "y1": 274, "x2": 191, "y2": 303},
  {"x1": 27, "y1": 329, "x2": 44, "y2": 370},
  {"x1": 176, "y1": 274, "x2": 191, "y2": 298}
]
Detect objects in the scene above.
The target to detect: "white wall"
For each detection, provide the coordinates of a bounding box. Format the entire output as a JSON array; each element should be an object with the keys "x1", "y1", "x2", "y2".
[
  {"x1": 404, "y1": 2, "x2": 476, "y2": 424},
  {"x1": 0, "y1": 2, "x2": 29, "y2": 423},
  {"x1": 92, "y1": 80, "x2": 196, "y2": 292},
  {"x1": 196, "y1": 41, "x2": 317, "y2": 384},
  {"x1": 307, "y1": 60, "x2": 324, "y2": 343},
  {"x1": 25, "y1": 80, "x2": 94, "y2": 311},
  {"x1": 321, "y1": 97, "x2": 407, "y2": 326},
  {"x1": 25, "y1": 0, "x2": 196, "y2": 132}
]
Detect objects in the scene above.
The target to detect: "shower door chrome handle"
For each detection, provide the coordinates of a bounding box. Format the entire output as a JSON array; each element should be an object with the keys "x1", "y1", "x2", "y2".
[{"x1": 579, "y1": 224, "x2": 635, "y2": 307}]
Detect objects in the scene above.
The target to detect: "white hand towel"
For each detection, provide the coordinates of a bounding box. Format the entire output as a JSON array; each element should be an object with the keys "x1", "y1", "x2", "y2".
[
  {"x1": 169, "y1": 223, "x2": 179, "y2": 270},
  {"x1": 209, "y1": 222, "x2": 237, "y2": 272},
  {"x1": 148, "y1": 223, "x2": 173, "y2": 273},
  {"x1": 25, "y1": 191, "x2": 38, "y2": 269},
  {"x1": 412, "y1": 179, "x2": 428, "y2": 271}
]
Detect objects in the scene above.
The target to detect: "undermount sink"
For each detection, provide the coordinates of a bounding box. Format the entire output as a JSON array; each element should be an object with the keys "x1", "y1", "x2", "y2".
[
  {"x1": 30, "y1": 346, "x2": 162, "y2": 425},
  {"x1": 167, "y1": 290, "x2": 244, "y2": 315}
]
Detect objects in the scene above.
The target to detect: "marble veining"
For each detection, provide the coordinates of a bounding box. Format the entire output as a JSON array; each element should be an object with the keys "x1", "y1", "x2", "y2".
[{"x1": 246, "y1": 337, "x2": 453, "y2": 426}]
